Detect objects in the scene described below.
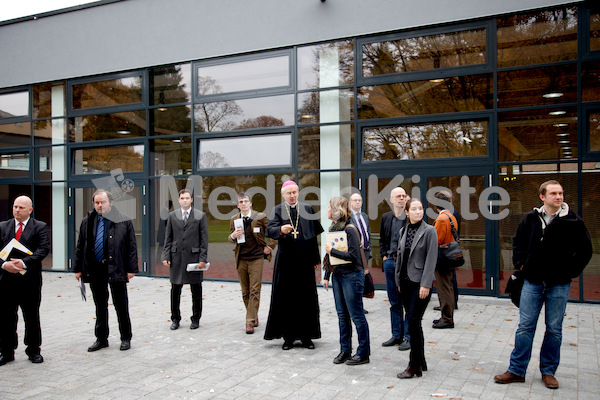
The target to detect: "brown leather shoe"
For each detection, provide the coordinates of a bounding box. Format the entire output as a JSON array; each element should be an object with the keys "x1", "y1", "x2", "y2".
[
  {"x1": 494, "y1": 371, "x2": 525, "y2": 384},
  {"x1": 254, "y1": 317, "x2": 259, "y2": 327},
  {"x1": 542, "y1": 374, "x2": 559, "y2": 389},
  {"x1": 245, "y1": 323, "x2": 254, "y2": 334}
]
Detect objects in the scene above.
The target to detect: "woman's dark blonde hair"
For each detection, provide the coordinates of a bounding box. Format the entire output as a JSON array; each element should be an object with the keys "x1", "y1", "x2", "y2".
[{"x1": 329, "y1": 196, "x2": 351, "y2": 222}]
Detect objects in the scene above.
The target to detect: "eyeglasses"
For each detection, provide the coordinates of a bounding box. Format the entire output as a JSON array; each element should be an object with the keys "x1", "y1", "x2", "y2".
[{"x1": 238, "y1": 199, "x2": 250, "y2": 204}]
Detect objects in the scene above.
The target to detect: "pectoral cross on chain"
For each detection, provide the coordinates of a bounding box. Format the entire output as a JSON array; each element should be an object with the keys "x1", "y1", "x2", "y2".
[{"x1": 291, "y1": 230, "x2": 299, "y2": 239}]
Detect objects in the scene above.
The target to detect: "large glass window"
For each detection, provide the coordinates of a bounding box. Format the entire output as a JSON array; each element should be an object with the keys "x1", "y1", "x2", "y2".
[
  {"x1": 581, "y1": 164, "x2": 600, "y2": 301},
  {"x1": 358, "y1": 74, "x2": 493, "y2": 119},
  {"x1": 582, "y1": 62, "x2": 600, "y2": 103},
  {"x1": 297, "y1": 41, "x2": 354, "y2": 90},
  {"x1": 150, "y1": 136, "x2": 192, "y2": 176},
  {"x1": 196, "y1": 55, "x2": 290, "y2": 96},
  {"x1": 72, "y1": 145, "x2": 144, "y2": 174},
  {"x1": 0, "y1": 91, "x2": 29, "y2": 119},
  {"x1": 362, "y1": 28, "x2": 486, "y2": 77},
  {"x1": 193, "y1": 94, "x2": 294, "y2": 132},
  {"x1": 363, "y1": 120, "x2": 487, "y2": 161},
  {"x1": 71, "y1": 75, "x2": 143, "y2": 110},
  {"x1": 298, "y1": 124, "x2": 354, "y2": 170},
  {"x1": 497, "y1": 64, "x2": 577, "y2": 109},
  {"x1": 150, "y1": 106, "x2": 191, "y2": 136},
  {"x1": 151, "y1": 64, "x2": 191, "y2": 105},
  {"x1": 0, "y1": 152, "x2": 30, "y2": 178},
  {"x1": 497, "y1": 6, "x2": 578, "y2": 68},
  {"x1": 198, "y1": 134, "x2": 291, "y2": 170},
  {"x1": 34, "y1": 83, "x2": 65, "y2": 118},
  {"x1": 0, "y1": 122, "x2": 31, "y2": 148},
  {"x1": 498, "y1": 164, "x2": 580, "y2": 299},
  {"x1": 297, "y1": 89, "x2": 354, "y2": 124},
  {"x1": 69, "y1": 111, "x2": 146, "y2": 142},
  {"x1": 498, "y1": 108, "x2": 577, "y2": 162}
]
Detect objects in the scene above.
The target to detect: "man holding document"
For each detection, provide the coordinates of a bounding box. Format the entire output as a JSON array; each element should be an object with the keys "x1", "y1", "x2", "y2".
[
  {"x1": 162, "y1": 189, "x2": 208, "y2": 331},
  {"x1": 229, "y1": 192, "x2": 276, "y2": 334},
  {"x1": 0, "y1": 195, "x2": 50, "y2": 366}
]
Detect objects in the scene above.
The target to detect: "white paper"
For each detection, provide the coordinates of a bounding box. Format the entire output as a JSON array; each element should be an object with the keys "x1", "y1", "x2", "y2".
[
  {"x1": 234, "y1": 218, "x2": 245, "y2": 243},
  {"x1": 187, "y1": 262, "x2": 210, "y2": 272}
]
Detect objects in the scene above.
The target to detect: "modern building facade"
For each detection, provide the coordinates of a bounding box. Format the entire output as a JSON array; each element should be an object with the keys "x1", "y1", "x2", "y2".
[{"x1": 1, "y1": 0, "x2": 598, "y2": 301}]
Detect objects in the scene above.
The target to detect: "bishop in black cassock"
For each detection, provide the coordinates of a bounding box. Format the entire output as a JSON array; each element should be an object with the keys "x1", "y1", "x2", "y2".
[{"x1": 264, "y1": 181, "x2": 324, "y2": 350}]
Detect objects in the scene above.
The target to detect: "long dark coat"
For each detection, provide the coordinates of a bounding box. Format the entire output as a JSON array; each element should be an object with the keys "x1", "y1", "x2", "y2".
[
  {"x1": 264, "y1": 202, "x2": 323, "y2": 341},
  {"x1": 162, "y1": 208, "x2": 208, "y2": 285}
]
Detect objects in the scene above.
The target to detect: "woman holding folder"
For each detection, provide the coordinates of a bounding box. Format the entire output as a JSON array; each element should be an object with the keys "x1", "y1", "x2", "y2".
[{"x1": 322, "y1": 196, "x2": 370, "y2": 366}]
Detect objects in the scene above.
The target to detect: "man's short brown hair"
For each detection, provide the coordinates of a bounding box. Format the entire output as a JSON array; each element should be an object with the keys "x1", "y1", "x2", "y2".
[{"x1": 539, "y1": 180, "x2": 562, "y2": 196}]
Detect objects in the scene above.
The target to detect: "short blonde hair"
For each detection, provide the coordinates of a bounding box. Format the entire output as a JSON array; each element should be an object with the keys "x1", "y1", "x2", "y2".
[{"x1": 329, "y1": 196, "x2": 350, "y2": 221}]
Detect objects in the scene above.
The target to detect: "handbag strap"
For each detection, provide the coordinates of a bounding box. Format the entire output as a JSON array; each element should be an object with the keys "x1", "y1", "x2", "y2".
[
  {"x1": 347, "y1": 224, "x2": 368, "y2": 269},
  {"x1": 443, "y1": 212, "x2": 460, "y2": 243}
]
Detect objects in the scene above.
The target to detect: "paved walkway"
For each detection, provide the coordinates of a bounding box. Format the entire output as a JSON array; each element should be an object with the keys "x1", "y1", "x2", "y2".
[{"x1": 0, "y1": 272, "x2": 598, "y2": 399}]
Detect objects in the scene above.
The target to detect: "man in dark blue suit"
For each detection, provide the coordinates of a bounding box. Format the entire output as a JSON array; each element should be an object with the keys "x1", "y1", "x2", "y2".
[{"x1": 0, "y1": 195, "x2": 50, "y2": 366}]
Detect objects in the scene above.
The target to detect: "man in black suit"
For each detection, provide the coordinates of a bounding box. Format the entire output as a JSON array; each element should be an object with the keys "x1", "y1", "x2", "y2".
[
  {"x1": 350, "y1": 193, "x2": 372, "y2": 263},
  {"x1": 162, "y1": 189, "x2": 209, "y2": 330},
  {"x1": 379, "y1": 187, "x2": 410, "y2": 351},
  {"x1": 74, "y1": 189, "x2": 138, "y2": 352},
  {"x1": 0, "y1": 195, "x2": 50, "y2": 366}
]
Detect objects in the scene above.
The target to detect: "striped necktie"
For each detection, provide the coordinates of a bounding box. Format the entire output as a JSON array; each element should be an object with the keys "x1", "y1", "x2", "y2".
[{"x1": 94, "y1": 216, "x2": 105, "y2": 262}]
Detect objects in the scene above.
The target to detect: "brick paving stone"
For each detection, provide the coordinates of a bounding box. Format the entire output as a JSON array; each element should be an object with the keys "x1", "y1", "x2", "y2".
[{"x1": 0, "y1": 272, "x2": 598, "y2": 399}]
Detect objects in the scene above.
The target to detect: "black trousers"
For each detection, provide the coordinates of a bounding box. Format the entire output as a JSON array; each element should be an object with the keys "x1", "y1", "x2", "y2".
[
  {"x1": 0, "y1": 278, "x2": 42, "y2": 357},
  {"x1": 400, "y1": 278, "x2": 431, "y2": 370},
  {"x1": 171, "y1": 283, "x2": 202, "y2": 323},
  {"x1": 89, "y1": 280, "x2": 132, "y2": 341}
]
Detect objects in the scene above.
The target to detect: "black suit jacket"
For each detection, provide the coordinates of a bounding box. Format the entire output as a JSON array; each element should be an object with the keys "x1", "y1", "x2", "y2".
[
  {"x1": 0, "y1": 218, "x2": 50, "y2": 287},
  {"x1": 379, "y1": 210, "x2": 406, "y2": 259}
]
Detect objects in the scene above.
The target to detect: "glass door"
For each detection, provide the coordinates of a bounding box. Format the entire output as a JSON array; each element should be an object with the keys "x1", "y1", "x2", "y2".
[
  {"x1": 68, "y1": 177, "x2": 148, "y2": 275},
  {"x1": 359, "y1": 166, "x2": 497, "y2": 296}
]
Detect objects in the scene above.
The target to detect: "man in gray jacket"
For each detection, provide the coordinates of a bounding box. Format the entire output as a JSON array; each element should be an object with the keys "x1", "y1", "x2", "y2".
[{"x1": 162, "y1": 189, "x2": 209, "y2": 330}]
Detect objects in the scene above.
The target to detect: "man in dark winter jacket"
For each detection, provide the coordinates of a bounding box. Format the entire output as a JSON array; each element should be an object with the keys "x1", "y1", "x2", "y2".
[
  {"x1": 74, "y1": 189, "x2": 138, "y2": 352},
  {"x1": 494, "y1": 180, "x2": 592, "y2": 390}
]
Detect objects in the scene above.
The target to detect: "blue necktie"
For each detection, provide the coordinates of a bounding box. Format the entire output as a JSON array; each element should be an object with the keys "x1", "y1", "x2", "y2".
[{"x1": 94, "y1": 216, "x2": 105, "y2": 262}]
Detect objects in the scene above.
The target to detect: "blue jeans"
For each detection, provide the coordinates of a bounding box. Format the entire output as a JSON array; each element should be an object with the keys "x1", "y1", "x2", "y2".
[
  {"x1": 383, "y1": 258, "x2": 409, "y2": 340},
  {"x1": 332, "y1": 270, "x2": 370, "y2": 357},
  {"x1": 508, "y1": 280, "x2": 570, "y2": 377}
]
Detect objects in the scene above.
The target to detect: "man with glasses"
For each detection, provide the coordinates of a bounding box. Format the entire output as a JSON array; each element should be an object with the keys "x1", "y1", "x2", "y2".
[{"x1": 229, "y1": 192, "x2": 276, "y2": 334}]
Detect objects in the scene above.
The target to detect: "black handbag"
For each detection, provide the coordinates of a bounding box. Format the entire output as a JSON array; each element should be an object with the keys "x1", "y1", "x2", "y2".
[
  {"x1": 505, "y1": 269, "x2": 525, "y2": 307},
  {"x1": 363, "y1": 272, "x2": 375, "y2": 299},
  {"x1": 437, "y1": 218, "x2": 465, "y2": 269}
]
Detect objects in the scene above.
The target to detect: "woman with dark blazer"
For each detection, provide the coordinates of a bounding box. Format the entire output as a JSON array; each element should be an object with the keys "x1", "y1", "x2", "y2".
[
  {"x1": 323, "y1": 196, "x2": 370, "y2": 366},
  {"x1": 394, "y1": 198, "x2": 438, "y2": 378}
]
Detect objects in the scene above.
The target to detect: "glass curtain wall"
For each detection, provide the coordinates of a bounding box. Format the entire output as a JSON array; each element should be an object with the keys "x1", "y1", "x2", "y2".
[{"x1": 1, "y1": 3, "x2": 598, "y2": 300}]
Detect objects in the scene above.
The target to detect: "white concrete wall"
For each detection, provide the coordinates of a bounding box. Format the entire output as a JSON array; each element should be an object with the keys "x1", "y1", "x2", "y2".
[{"x1": 0, "y1": 0, "x2": 580, "y2": 88}]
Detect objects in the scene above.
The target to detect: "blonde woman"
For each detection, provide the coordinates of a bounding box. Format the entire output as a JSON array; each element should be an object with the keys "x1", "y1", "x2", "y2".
[{"x1": 323, "y1": 197, "x2": 370, "y2": 365}]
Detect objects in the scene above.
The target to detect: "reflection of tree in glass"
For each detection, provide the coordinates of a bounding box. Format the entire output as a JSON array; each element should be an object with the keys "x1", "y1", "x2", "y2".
[
  {"x1": 198, "y1": 151, "x2": 230, "y2": 169},
  {"x1": 194, "y1": 77, "x2": 242, "y2": 132},
  {"x1": 304, "y1": 41, "x2": 354, "y2": 89},
  {"x1": 363, "y1": 121, "x2": 487, "y2": 161},
  {"x1": 237, "y1": 115, "x2": 284, "y2": 129},
  {"x1": 85, "y1": 146, "x2": 144, "y2": 173},
  {"x1": 152, "y1": 65, "x2": 190, "y2": 104}
]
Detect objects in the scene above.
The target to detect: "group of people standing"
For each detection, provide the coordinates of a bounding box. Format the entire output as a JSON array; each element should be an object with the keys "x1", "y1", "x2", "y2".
[{"x1": 0, "y1": 180, "x2": 593, "y2": 392}]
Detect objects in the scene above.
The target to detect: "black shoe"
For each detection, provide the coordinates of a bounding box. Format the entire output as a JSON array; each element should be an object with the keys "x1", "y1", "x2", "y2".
[
  {"x1": 190, "y1": 320, "x2": 200, "y2": 330},
  {"x1": 433, "y1": 305, "x2": 441, "y2": 311},
  {"x1": 87, "y1": 341, "x2": 109, "y2": 352},
  {"x1": 120, "y1": 340, "x2": 131, "y2": 351},
  {"x1": 364, "y1": 309, "x2": 369, "y2": 314},
  {"x1": 29, "y1": 354, "x2": 44, "y2": 363},
  {"x1": 345, "y1": 355, "x2": 370, "y2": 365},
  {"x1": 398, "y1": 338, "x2": 411, "y2": 351},
  {"x1": 170, "y1": 321, "x2": 180, "y2": 330},
  {"x1": 333, "y1": 352, "x2": 351, "y2": 364},
  {"x1": 397, "y1": 366, "x2": 422, "y2": 379},
  {"x1": 422, "y1": 358, "x2": 428, "y2": 371},
  {"x1": 282, "y1": 341, "x2": 294, "y2": 350},
  {"x1": 301, "y1": 339, "x2": 315, "y2": 349},
  {"x1": 433, "y1": 318, "x2": 441, "y2": 324},
  {"x1": 0, "y1": 353, "x2": 15, "y2": 366},
  {"x1": 455, "y1": 304, "x2": 459, "y2": 310},
  {"x1": 432, "y1": 321, "x2": 454, "y2": 329},
  {"x1": 382, "y1": 337, "x2": 402, "y2": 347}
]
